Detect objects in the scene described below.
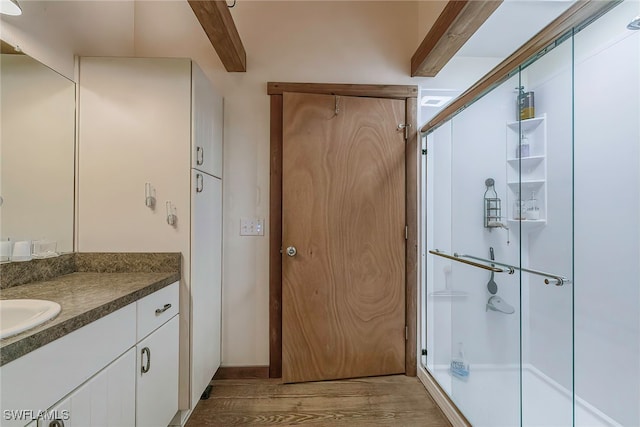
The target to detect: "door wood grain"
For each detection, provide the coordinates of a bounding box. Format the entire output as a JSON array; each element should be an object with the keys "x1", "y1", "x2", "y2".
[{"x1": 282, "y1": 92, "x2": 406, "y2": 383}]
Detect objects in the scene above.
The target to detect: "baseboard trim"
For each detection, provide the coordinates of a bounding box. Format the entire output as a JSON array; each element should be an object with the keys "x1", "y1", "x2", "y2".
[{"x1": 213, "y1": 366, "x2": 270, "y2": 379}]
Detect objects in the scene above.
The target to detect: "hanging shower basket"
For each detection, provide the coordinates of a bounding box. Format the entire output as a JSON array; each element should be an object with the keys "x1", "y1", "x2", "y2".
[{"x1": 484, "y1": 178, "x2": 502, "y2": 228}]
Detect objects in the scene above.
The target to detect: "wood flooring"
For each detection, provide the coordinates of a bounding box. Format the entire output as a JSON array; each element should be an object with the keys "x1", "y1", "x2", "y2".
[{"x1": 186, "y1": 375, "x2": 451, "y2": 426}]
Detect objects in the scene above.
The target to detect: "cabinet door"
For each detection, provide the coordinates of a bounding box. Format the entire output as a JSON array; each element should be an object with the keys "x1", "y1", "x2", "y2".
[
  {"x1": 38, "y1": 348, "x2": 135, "y2": 427},
  {"x1": 192, "y1": 63, "x2": 223, "y2": 178},
  {"x1": 136, "y1": 316, "x2": 179, "y2": 427},
  {"x1": 191, "y1": 171, "x2": 222, "y2": 403}
]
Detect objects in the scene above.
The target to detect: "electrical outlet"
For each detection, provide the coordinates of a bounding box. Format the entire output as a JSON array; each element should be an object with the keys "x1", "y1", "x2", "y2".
[{"x1": 240, "y1": 218, "x2": 264, "y2": 236}]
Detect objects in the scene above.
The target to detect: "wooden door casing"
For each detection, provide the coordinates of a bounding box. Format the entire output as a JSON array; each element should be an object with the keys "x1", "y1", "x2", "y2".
[
  {"x1": 268, "y1": 82, "x2": 419, "y2": 380},
  {"x1": 282, "y1": 92, "x2": 406, "y2": 383}
]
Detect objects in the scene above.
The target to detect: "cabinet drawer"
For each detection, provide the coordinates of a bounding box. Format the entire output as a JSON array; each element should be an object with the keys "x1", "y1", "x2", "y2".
[{"x1": 136, "y1": 281, "x2": 179, "y2": 341}]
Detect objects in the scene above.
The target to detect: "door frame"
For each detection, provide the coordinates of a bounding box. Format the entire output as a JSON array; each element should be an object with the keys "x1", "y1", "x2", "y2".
[{"x1": 268, "y1": 82, "x2": 419, "y2": 379}]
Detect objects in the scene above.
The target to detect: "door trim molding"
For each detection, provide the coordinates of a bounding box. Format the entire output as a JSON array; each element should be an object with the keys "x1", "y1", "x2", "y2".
[{"x1": 268, "y1": 82, "x2": 418, "y2": 378}]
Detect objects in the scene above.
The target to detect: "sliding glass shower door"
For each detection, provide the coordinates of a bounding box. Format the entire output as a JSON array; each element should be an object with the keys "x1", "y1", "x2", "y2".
[
  {"x1": 422, "y1": 2, "x2": 640, "y2": 425},
  {"x1": 423, "y1": 34, "x2": 575, "y2": 427}
]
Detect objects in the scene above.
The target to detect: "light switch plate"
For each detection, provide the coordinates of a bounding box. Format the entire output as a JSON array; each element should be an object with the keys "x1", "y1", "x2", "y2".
[{"x1": 240, "y1": 218, "x2": 264, "y2": 236}]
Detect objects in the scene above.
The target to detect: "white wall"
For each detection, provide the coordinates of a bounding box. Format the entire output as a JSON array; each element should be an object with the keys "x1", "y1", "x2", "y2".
[{"x1": 573, "y1": 2, "x2": 640, "y2": 425}]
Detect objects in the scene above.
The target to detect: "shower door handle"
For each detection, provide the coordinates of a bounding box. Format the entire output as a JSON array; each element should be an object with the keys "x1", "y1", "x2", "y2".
[
  {"x1": 459, "y1": 253, "x2": 571, "y2": 286},
  {"x1": 429, "y1": 249, "x2": 507, "y2": 273}
]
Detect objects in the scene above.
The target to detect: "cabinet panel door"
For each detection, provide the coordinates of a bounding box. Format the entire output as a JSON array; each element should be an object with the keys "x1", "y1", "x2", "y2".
[
  {"x1": 105, "y1": 348, "x2": 135, "y2": 427},
  {"x1": 191, "y1": 172, "x2": 222, "y2": 403},
  {"x1": 39, "y1": 348, "x2": 135, "y2": 427},
  {"x1": 136, "y1": 316, "x2": 179, "y2": 427},
  {"x1": 192, "y1": 63, "x2": 223, "y2": 178}
]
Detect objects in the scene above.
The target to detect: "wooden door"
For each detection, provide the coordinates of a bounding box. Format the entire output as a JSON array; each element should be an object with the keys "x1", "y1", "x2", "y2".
[{"x1": 282, "y1": 92, "x2": 406, "y2": 383}]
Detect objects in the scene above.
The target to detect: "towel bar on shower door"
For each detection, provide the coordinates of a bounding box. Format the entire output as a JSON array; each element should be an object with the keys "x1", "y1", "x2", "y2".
[
  {"x1": 428, "y1": 249, "x2": 509, "y2": 273},
  {"x1": 459, "y1": 254, "x2": 571, "y2": 286}
]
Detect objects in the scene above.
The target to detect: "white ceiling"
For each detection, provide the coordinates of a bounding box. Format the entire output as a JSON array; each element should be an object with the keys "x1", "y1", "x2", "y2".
[{"x1": 456, "y1": 0, "x2": 577, "y2": 58}]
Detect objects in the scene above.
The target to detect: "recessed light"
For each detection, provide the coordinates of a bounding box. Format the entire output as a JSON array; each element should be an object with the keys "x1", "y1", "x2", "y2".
[{"x1": 627, "y1": 16, "x2": 640, "y2": 31}]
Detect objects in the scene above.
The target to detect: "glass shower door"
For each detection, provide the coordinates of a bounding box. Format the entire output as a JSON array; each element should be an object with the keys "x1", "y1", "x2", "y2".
[
  {"x1": 517, "y1": 36, "x2": 574, "y2": 426},
  {"x1": 424, "y1": 50, "x2": 576, "y2": 425},
  {"x1": 424, "y1": 72, "x2": 525, "y2": 426}
]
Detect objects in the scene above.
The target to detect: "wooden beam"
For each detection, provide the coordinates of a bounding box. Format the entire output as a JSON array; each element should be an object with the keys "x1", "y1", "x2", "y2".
[
  {"x1": 420, "y1": 0, "x2": 622, "y2": 134},
  {"x1": 411, "y1": 0, "x2": 503, "y2": 77},
  {"x1": 188, "y1": 0, "x2": 246, "y2": 72}
]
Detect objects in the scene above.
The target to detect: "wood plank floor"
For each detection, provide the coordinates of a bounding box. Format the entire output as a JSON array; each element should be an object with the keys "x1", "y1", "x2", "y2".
[{"x1": 186, "y1": 375, "x2": 451, "y2": 426}]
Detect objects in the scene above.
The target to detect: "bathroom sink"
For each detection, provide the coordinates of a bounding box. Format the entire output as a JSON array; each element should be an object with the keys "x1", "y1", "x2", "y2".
[{"x1": 0, "y1": 299, "x2": 61, "y2": 339}]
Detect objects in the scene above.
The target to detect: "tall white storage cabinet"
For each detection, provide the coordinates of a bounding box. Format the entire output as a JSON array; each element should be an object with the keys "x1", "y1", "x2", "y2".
[{"x1": 78, "y1": 57, "x2": 223, "y2": 417}]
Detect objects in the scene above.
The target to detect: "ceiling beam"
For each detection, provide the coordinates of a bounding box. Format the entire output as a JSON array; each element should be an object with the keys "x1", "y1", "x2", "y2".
[
  {"x1": 411, "y1": 0, "x2": 502, "y2": 77},
  {"x1": 188, "y1": 0, "x2": 246, "y2": 72}
]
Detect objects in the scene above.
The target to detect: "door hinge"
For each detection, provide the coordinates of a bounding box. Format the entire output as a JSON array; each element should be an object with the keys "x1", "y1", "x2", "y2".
[
  {"x1": 279, "y1": 246, "x2": 283, "y2": 254},
  {"x1": 421, "y1": 349, "x2": 428, "y2": 356},
  {"x1": 397, "y1": 123, "x2": 412, "y2": 140},
  {"x1": 421, "y1": 148, "x2": 428, "y2": 156},
  {"x1": 405, "y1": 326, "x2": 409, "y2": 341},
  {"x1": 405, "y1": 226, "x2": 408, "y2": 240}
]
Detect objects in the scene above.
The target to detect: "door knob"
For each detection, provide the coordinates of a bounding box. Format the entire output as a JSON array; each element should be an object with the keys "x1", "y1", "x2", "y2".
[{"x1": 286, "y1": 246, "x2": 297, "y2": 257}]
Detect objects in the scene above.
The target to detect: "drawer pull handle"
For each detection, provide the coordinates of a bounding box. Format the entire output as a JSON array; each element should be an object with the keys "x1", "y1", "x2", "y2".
[
  {"x1": 155, "y1": 303, "x2": 172, "y2": 315},
  {"x1": 141, "y1": 347, "x2": 151, "y2": 374}
]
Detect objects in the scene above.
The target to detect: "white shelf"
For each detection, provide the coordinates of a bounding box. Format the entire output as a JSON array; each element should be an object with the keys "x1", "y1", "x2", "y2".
[
  {"x1": 506, "y1": 155, "x2": 545, "y2": 170},
  {"x1": 505, "y1": 114, "x2": 547, "y2": 231},
  {"x1": 507, "y1": 180, "x2": 545, "y2": 190},
  {"x1": 507, "y1": 116, "x2": 545, "y2": 133}
]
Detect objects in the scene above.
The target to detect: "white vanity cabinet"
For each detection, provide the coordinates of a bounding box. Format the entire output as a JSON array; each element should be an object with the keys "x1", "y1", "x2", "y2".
[
  {"x1": 0, "y1": 282, "x2": 179, "y2": 427},
  {"x1": 135, "y1": 284, "x2": 180, "y2": 427},
  {"x1": 78, "y1": 57, "x2": 224, "y2": 415}
]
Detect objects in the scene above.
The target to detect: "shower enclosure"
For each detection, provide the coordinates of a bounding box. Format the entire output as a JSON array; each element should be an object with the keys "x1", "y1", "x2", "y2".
[{"x1": 420, "y1": 2, "x2": 639, "y2": 425}]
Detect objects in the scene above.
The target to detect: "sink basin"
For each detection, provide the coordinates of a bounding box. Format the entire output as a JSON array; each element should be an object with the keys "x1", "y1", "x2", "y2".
[{"x1": 0, "y1": 299, "x2": 61, "y2": 339}]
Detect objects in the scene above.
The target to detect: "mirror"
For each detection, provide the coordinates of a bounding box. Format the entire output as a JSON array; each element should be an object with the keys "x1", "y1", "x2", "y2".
[{"x1": 0, "y1": 44, "x2": 75, "y2": 261}]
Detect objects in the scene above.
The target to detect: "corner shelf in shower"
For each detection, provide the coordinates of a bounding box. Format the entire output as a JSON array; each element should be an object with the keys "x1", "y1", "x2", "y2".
[
  {"x1": 507, "y1": 116, "x2": 545, "y2": 132},
  {"x1": 506, "y1": 155, "x2": 545, "y2": 170},
  {"x1": 507, "y1": 180, "x2": 545, "y2": 190},
  {"x1": 505, "y1": 114, "x2": 548, "y2": 230}
]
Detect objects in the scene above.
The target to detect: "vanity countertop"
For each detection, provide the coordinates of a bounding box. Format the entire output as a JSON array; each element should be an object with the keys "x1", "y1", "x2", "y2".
[{"x1": 0, "y1": 254, "x2": 181, "y2": 366}]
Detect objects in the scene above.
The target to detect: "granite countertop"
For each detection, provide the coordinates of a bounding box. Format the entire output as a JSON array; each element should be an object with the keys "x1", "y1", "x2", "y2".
[{"x1": 0, "y1": 253, "x2": 181, "y2": 366}]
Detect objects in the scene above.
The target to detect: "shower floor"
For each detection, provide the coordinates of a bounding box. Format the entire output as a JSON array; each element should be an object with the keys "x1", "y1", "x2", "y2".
[{"x1": 429, "y1": 364, "x2": 620, "y2": 426}]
